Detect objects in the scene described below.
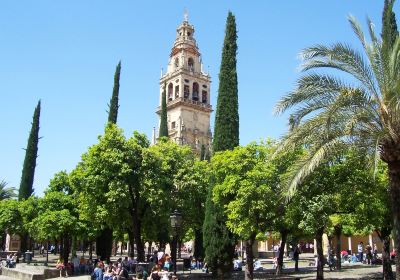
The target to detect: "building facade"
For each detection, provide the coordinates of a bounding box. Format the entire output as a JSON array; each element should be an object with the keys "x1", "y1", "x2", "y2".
[{"x1": 156, "y1": 14, "x2": 212, "y2": 152}]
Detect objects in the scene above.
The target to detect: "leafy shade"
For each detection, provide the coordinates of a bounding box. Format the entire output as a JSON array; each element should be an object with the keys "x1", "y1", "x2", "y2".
[
  {"x1": 19, "y1": 100, "x2": 41, "y2": 200},
  {"x1": 213, "y1": 11, "x2": 239, "y2": 153}
]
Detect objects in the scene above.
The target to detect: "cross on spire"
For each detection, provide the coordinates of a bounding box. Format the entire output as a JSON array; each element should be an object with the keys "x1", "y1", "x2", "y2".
[{"x1": 184, "y1": 8, "x2": 189, "y2": 22}]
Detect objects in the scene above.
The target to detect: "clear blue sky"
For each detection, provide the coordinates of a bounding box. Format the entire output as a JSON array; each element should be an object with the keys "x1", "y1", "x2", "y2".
[{"x1": 0, "y1": 1, "x2": 388, "y2": 195}]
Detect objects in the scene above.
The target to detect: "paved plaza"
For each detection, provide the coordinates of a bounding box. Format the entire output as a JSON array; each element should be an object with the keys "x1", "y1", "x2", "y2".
[{"x1": 0, "y1": 251, "x2": 393, "y2": 280}]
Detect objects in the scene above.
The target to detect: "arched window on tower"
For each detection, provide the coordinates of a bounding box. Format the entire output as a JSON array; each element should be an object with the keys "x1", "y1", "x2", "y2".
[
  {"x1": 175, "y1": 85, "x2": 179, "y2": 98},
  {"x1": 184, "y1": 85, "x2": 190, "y2": 99},
  {"x1": 202, "y1": 90, "x2": 208, "y2": 104},
  {"x1": 174, "y1": 58, "x2": 179, "y2": 69},
  {"x1": 188, "y1": 58, "x2": 194, "y2": 72},
  {"x1": 192, "y1": 82, "x2": 199, "y2": 101},
  {"x1": 168, "y1": 83, "x2": 173, "y2": 101}
]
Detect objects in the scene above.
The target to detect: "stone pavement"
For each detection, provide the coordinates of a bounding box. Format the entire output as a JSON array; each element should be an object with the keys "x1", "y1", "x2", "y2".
[{"x1": 0, "y1": 251, "x2": 394, "y2": 280}]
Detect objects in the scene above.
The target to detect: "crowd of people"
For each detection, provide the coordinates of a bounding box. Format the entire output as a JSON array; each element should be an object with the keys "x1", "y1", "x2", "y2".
[{"x1": 55, "y1": 252, "x2": 182, "y2": 280}]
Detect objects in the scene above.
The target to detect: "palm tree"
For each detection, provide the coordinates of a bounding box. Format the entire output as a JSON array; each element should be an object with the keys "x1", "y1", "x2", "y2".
[
  {"x1": 275, "y1": 14, "x2": 400, "y2": 280},
  {"x1": 0, "y1": 180, "x2": 16, "y2": 200}
]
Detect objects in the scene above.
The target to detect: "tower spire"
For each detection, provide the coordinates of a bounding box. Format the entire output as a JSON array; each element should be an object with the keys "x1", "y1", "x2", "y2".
[{"x1": 184, "y1": 8, "x2": 189, "y2": 22}]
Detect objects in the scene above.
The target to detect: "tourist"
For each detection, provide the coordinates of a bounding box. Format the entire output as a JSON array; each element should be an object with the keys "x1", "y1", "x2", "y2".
[
  {"x1": 72, "y1": 254, "x2": 80, "y2": 275},
  {"x1": 56, "y1": 258, "x2": 68, "y2": 278},
  {"x1": 365, "y1": 243, "x2": 373, "y2": 265},
  {"x1": 233, "y1": 257, "x2": 242, "y2": 271},
  {"x1": 254, "y1": 258, "x2": 263, "y2": 271},
  {"x1": 148, "y1": 265, "x2": 161, "y2": 280},
  {"x1": 351, "y1": 253, "x2": 358, "y2": 263},
  {"x1": 293, "y1": 244, "x2": 301, "y2": 271},
  {"x1": 373, "y1": 244, "x2": 378, "y2": 262},
  {"x1": 357, "y1": 242, "x2": 364, "y2": 263},
  {"x1": 162, "y1": 255, "x2": 172, "y2": 271},
  {"x1": 92, "y1": 263, "x2": 103, "y2": 280}
]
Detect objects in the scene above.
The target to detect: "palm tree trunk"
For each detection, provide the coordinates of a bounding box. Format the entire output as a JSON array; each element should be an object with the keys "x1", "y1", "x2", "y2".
[
  {"x1": 334, "y1": 225, "x2": 342, "y2": 270},
  {"x1": 388, "y1": 160, "x2": 400, "y2": 280},
  {"x1": 316, "y1": 228, "x2": 324, "y2": 280},
  {"x1": 275, "y1": 230, "x2": 287, "y2": 275},
  {"x1": 383, "y1": 235, "x2": 394, "y2": 280}
]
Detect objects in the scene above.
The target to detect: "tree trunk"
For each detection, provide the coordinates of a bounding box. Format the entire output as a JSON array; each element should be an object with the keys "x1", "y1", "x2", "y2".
[
  {"x1": 194, "y1": 228, "x2": 204, "y2": 259},
  {"x1": 89, "y1": 241, "x2": 93, "y2": 260},
  {"x1": 132, "y1": 210, "x2": 144, "y2": 261},
  {"x1": 178, "y1": 239, "x2": 182, "y2": 259},
  {"x1": 20, "y1": 233, "x2": 28, "y2": 255},
  {"x1": 316, "y1": 228, "x2": 324, "y2": 280},
  {"x1": 334, "y1": 224, "x2": 342, "y2": 270},
  {"x1": 95, "y1": 228, "x2": 113, "y2": 261},
  {"x1": 71, "y1": 236, "x2": 76, "y2": 257},
  {"x1": 380, "y1": 229, "x2": 394, "y2": 280},
  {"x1": 387, "y1": 160, "x2": 400, "y2": 280},
  {"x1": 244, "y1": 234, "x2": 256, "y2": 280},
  {"x1": 171, "y1": 236, "x2": 177, "y2": 274},
  {"x1": 128, "y1": 230, "x2": 135, "y2": 257},
  {"x1": 62, "y1": 235, "x2": 71, "y2": 267},
  {"x1": 276, "y1": 230, "x2": 287, "y2": 275},
  {"x1": 128, "y1": 183, "x2": 144, "y2": 261}
]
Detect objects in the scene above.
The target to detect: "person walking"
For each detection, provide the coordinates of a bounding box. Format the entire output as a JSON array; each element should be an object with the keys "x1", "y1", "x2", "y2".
[{"x1": 293, "y1": 244, "x2": 301, "y2": 271}]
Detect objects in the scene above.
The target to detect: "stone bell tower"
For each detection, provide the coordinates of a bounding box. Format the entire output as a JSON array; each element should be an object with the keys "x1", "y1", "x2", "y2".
[{"x1": 156, "y1": 12, "x2": 212, "y2": 152}]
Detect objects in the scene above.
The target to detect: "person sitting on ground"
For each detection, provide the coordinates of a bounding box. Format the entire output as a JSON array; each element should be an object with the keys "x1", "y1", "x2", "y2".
[
  {"x1": 254, "y1": 258, "x2": 263, "y2": 271},
  {"x1": 162, "y1": 255, "x2": 172, "y2": 272},
  {"x1": 351, "y1": 253, "x2": 358, "y2": 263},
  {"x1": 327, "y1": 250, "x2": 336, "y2": 271},
  {"x1": 148, "y1": 265, "x2": 161, "y2": 280},
  {"x1": 190, "y1": 258, "x2": 197, "y2": 270},
  {"x1": 202, "y1": 262, "x2": 209, "y2": 273},
  {"x1": 233, "y1": 257, "x2": 242, "y2": 271},
  {"x1": 92, "y1": 263, "x2": 103, "y2": 280},
  {"x1": 103, "y1": 265, "x2": 114, "y2": 280}
]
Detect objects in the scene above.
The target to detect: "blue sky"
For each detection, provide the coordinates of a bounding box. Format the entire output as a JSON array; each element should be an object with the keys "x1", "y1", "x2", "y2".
[{"x1": 0, "y1": 1, "x2": 387, "y2": 195}]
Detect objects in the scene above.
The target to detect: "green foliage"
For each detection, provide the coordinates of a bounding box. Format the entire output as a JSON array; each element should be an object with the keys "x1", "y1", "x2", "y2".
[
  {"x1": 382, "y1": 0, "x2": 398, "y2": 51},
  {"x1": 107, "y1": 61, "x2": 121, "y2": 124},
  {"x1": 203, "y1": 185, "x2": 235, "y2": 277},
  {"x1": 212, "y1": 143, "x2": 277, "y2": 239},
  {"x1": 19, "y1": 100, "x2": 41, "y2": 200},
  {"x1": 0, "y1": 180, "x2": 16, "y2": 200},
  {"x1": 29, "y1": 173, "x2": 80, "y2": 242},
  {"x1": 142, "y1": 140, "x2": 207, "y2": 244},
  {"x1": 159, "y1": 82, "x2": 168, "y2": 138},
  {"x1": 213, "y1": 11, "x2": 239, "y2": 153},
  {"x1": 0, "y1": 200, "x2": 23, "y2": 234}
]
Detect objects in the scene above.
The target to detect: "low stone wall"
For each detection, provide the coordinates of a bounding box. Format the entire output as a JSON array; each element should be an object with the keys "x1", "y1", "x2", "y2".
[
  {"x1": 1, "y1": 267, "x2": 45, "y2": 280},
  {"x1": 1, "y1": 266, "x2": 60, "y2": 280}
]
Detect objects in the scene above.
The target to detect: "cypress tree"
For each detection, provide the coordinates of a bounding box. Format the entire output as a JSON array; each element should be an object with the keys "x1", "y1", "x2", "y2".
[
  {"x1": 107, "y1": 61, "x2": 121, "y2": 124},
  {"x1": 382, "y1": 0, "x2": 398, "y2": 54},
  {"x1": 203, "y1": 185, "x2": 235, "y2": 279},
  {"x1": 159, "y1": 82, "x2": 169, "y2": 138},
  {"x1": 203, "y1": 12, "x2": 238, "y2": 279},
  {"x1": 213, "y1": 11, "x2": 239, "y2": 153},
  {"x1": 18, "y1": 100, "x2": 41, "y2": 200},
  {"x1": 97, "y1": 61, "x2": 122, "y2": 261}
]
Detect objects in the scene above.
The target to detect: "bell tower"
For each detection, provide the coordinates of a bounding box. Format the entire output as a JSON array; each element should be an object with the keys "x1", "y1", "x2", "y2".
[{"x1": 156, "y1": 12, "x2": 212, "y2": 152}]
